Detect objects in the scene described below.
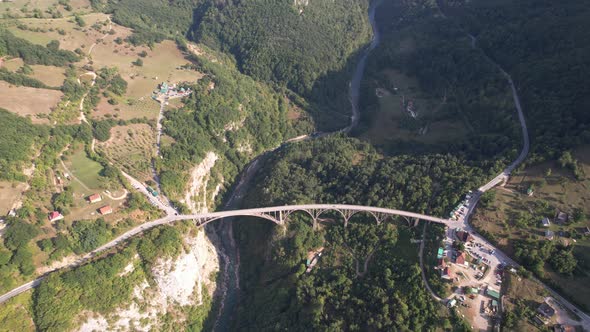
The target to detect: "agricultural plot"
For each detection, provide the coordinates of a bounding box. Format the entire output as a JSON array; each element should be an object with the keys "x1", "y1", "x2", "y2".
[
  {"x1": 96, "y1": 124, "x2": 155, "y2": 182},
  {"x1": 0, "y1": 81, "x2": 62, "y2": 123},
  {"x1": 361, "y1": 70, "x2": 468, "y2": 150},
  {"x1": 92, "y1": 95, "x2": 160, "y2": 121}
]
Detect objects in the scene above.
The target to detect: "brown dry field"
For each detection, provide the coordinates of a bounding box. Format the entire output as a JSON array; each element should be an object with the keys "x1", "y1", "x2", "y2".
[
  {"x1": 0, "y1": 58, "x2": 65, "y2": 87},
  {"x1": 0, "y1": 181, "x2": 28, "y2": 215},
  {"x1": 8, "y1": 13, "x2": 111, "y2": 52},
  {"x1": 0, "y1": 81, "x2": 63, "y2": 123}
]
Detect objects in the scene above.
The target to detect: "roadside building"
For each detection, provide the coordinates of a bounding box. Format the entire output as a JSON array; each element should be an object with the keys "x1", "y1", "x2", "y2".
[
  {"x1": 437, "y1": 247, "x2": 444, "y2": 259},
  {"x1": 486, "y1": 287, "x2": 500, "y2": 300},
  {"x1": 455, "y1": 252, "x2": 467, "y2": 266},
  {"x1": 456, "y1": 230, "x2": 473, "y2": 242},
  {"x1": 98, "y1": 205, "x2": 113, "y2": 215},
  {"x1": 48, "y1": 211, "x2": 64, "y2": 222},
  {"x1": 87, "y1": 193, "x2": 102, "y2": 204},
  {"x1": 540, "y1": 217, "x2": 551, "y2": 227},
  {"x1": 553, "y1": 324, "x2": 575, "y2": 332},
  {"x1": 447, "y1": 298, "x2": 457, "y2": 308},
  {"x1": 537, "y1": 302, "x2": 556, "y2": 318},
  {"x1": 584, "y1": 227, "x2": 590, "y2": 236},
  {"x1": 545, "y1": 230, "x2": 555, "y2": 240}
]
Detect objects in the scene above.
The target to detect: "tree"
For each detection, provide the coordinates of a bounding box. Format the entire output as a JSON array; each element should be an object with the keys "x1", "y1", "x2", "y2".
[
  {"x1": 3, "y1": 220, "x2": 39, "y2": 250},
  {"x1": 549, "y1": 248, "x2": 577, "y2": 274},
  {"x1": 132, "y1": 58, "x2": 143, "y2": 66}
]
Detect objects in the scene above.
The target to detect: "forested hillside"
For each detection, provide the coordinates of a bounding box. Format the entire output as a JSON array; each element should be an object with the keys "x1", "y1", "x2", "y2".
[
  {"x1": 231, "y1": 136, "x2": 484, "y2": 330},
  {"x1": 93, "y1": 0, "x2": 205, "y2": 45},
  {"x1": 359, "y1": 1, "x2": 520, "y2": 162},
  {"x1": 439, "y1": 0, "x2": 590, "y2": 159},
  {"x1": 193, "y1": 0, "x2": 370, "y2": 95},
  {"x1": 158, "y1": 51, "x2": 313, "y2": 202}
]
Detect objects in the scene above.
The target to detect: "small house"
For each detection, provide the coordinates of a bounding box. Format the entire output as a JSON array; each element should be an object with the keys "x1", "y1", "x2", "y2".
[
  {"x1": 540, "y1": 217, "x2": 551, "y2": 227},
  {"x1": 555, "y1": 211, "x2": 568, "y2": 224},
  {"x1": 48, "y1": 211, "x2": 64, "y2": 222},
  {"x1": 537, "y1": 302, "x2": 556, "y2": 318},
  {"x1": 437, "y1": 258, "x2": 446, "y2": 269},
  {"x1": 584, "y1": 227, "x2": 590, "y2": 236},
  {"x1": 545, "y1": 230, "x2": 555, "y2": 240},
  {"x1": 87, "y1": 193, "x2": 102, "y2": 204},
  {"x1": 98, "y1": 205, "x2": 113, "y2": 215},
  {"x1": 447, "y1": 298, "x2": 457, "y2": 308},
  {"x1": 527, "y1": 186, "x2": 534, "y2": 196}
]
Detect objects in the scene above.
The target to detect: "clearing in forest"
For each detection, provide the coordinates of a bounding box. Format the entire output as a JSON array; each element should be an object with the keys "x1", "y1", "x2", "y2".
[
  {"x1": 63, "y1": 147, "x2": 104, "y2": 190},
  {"x1": 362, "y1": 70, "x2": 468, "y2": 149},
  {"x1": 0, "y1": 81, "x2": 62, "y2": 123}
]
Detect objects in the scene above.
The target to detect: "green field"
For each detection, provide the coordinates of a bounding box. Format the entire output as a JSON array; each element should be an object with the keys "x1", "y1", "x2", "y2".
[{"x1": 66, "y1": 149, "x2": 103, "y2": 190}]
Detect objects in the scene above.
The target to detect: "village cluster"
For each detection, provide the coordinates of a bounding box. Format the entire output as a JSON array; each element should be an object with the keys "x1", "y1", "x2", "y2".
[{"x1": 152, "y1": 82, "x2": 192, "y2": 101}]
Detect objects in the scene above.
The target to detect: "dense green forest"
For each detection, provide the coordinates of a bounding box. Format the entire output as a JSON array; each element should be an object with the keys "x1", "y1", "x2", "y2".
[
  {"x1": 0, "y1": 30, "x2": 79, "y2": 66},
  {"x1": 193, "y1": 0, "x2": 370, "y2": 95},
  {"x1": 359, "y1": 0, "x2": 520, "y2": 161},
  {"x1": 231, "y1": 136, "x2": 484, "y2": 330},
  {"x1": 0, "y1": 109, "x2": 48, "y2": 181},
  {"x1": 158, "y1": 52, "x2": 312, "y2": 201},
  {"x1": 438, "y1": 0, "x2": 590, "y2": 159},
  {"x1": 92, "y1": 0, "x2": 204, "y2": 45}
]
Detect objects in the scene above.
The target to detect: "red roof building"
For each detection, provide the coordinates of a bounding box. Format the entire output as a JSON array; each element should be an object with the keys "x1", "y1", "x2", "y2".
[
  {"x1": 98, "y1": 205, "x2": 113, "y2": 215},
  {"x1": 456, "y1": 252, "x2": 467, "y2": 265},
  {"x1": 48, "y1": 211, "x2": 64, "y2": 222},
  {"x1": 456, "y1": 230, "x2": 473, "y2": 243},
  {"x1": 441, "y1": 267, "x2": 454, "y2": 280},
  {"x1": 87, "y1": 193, "x2": 102, "y2": 204}
]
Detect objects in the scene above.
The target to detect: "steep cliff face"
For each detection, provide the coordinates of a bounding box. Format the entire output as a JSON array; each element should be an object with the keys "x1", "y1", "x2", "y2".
[
  {"x1": 183, "y1": 151, "x2": 220, "y2": 213},
  {"x1": 77, "y1": 231, "x2": 220, "y2": 331}
]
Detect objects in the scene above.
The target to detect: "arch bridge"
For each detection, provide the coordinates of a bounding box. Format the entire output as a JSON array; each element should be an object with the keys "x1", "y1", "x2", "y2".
[{"x1": 171, "y1": 204, "x2": 451, "y2": 229}]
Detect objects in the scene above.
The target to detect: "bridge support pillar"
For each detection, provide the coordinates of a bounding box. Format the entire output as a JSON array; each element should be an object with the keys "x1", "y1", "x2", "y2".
[{"x1": 339, "y1": 209, "x2": 358, "y2": 228}]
